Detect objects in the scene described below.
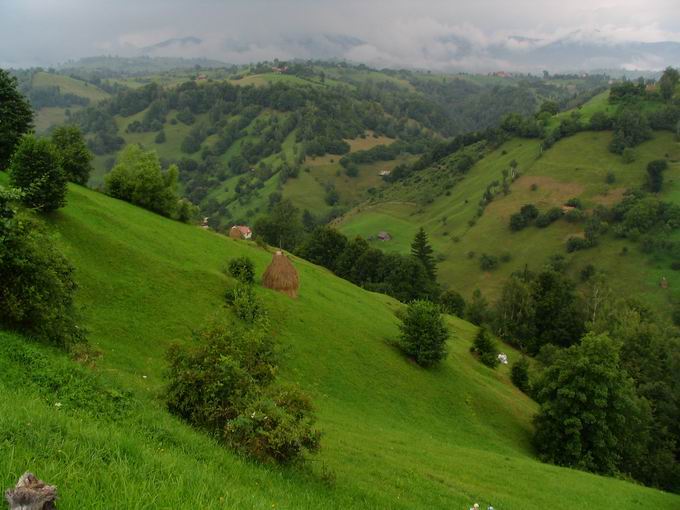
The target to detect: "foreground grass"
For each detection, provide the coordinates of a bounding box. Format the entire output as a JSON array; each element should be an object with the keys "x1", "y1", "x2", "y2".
[{"x1": 0, "y1": 175, "x2": 677, "y2": 508}]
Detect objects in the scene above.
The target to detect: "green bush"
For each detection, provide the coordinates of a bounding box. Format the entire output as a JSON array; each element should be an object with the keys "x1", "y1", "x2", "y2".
[
  {"x1": 509, "y1": 212, "x2": 528, "y2": 231},
  {"x1": 227, "y1": 256, "x2": 256, "y2": 284},
  {"x1": 9, "y1": 135, "x2": 67, "y2": 212},
  {"x1": 511, "y1": 357, "x2": 530, "y2": 393},
  {"x1": 471, "y1": 327, "x2": 498, "y2": 368},
  {"x1": 51, "y1": 125, "x2": 93, "y2": 185},
  {"x1": 535, "y1": 207, "x2": 562, "y2": 228},
  {"x1": 398, "y1": 300, "x2": 449, "y2": 367},
  {"x1": 439, "y1": 290, "x2": 465, "y2": 317},
  {"x1": 229, "y1": 283, "x2": 266, "y2": 323},
  {"x1": 479, "y1": 253, "x2": 499, "y2": 271},
  {"x1": 0, "y1": 188, "x2": 82, "y2": 347},
  {"x1": 225, "y1": 384, "x2": 321, "y2": 464},
  {"x1": 566, "y1": 236, "x2": 592, "y2": 253},
  {"x1": 166, "y1": 321, "x2": 319, "y2": 464}
]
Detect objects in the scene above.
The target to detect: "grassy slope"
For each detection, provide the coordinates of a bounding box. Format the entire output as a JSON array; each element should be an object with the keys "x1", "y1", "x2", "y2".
[
  {"x1": 0, "y1": 172, "x2": 675, "y2": 507},
  {"x1": 339, "y1": 131, "x2": 680, "y2": 310},
  {"x1": 32, "y1": 71, "x2": 110, "y2": 133}
]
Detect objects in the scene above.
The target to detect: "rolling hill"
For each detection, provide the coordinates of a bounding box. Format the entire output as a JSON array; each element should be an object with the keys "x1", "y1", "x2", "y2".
[{"x1": 0, "y1": 170, "x2": 677, "y2": 508}]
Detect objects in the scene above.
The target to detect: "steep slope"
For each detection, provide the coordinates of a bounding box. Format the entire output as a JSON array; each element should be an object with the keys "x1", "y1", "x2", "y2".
[{"x1": 0, "y1": 172, "x2": 678, "y2": 508}]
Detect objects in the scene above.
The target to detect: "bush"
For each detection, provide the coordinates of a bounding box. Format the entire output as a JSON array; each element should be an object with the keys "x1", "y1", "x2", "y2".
[
  {"x1": 479, "y1": 253, "x2": 499, "y2": 271},
  {"x1": 471, "y1": 327, "x2": 498, "y2": 368},
  {"x1": 227, "y1": 256, "x2": 255, "y2": 284},
  {"x1": 520, "y1": 203, "x2": 539, "y2": 220},
  {"x1": 535, "y1": 207, "x2": 562, "y2": 228},
  {"x1": 9, "y1": 135, "x2": 67, "y2": 212},
  {"x1": 398, "y1": 300, "x2": 449, "y2": 367},
  {"x1": 509, "y1": 212, "x2": 528, "y2": 231},
  {"x1": 564, "y1": 208, "x2": 585, "y2": 223},
  {"x1": 225, "y1": 384, "x2": 321, "y2": 464},
  {"x1": 511, "y1": 356, "x2": 530, "y2": 393},
  {"x1": 622, "y1": 147, "x2": 636, "y2": 163},
  {"x1": 166, "y1": 321, "x2": 320, "y2": 464},
  {"x1": 0, "y1": 188, "x2": 82, "y2": 347},
  {"x1": 229, "y1": 284, "x2": 266, "y2": 323},
  {"x1": 51, "y1": 126, "x2": 93, "y2": 185},
  {"x1": 606, "y1": 171, "x2": 616, "y2": 184},
  {"x1": 439, "y1": 290, "x2": 465, "y2": 317},
  {"x1": 566, "y1": 236, "x2": 591, "y2": 253},
  {"x1": 671, "y1": 261, "x2": 680, "y2": 271}
]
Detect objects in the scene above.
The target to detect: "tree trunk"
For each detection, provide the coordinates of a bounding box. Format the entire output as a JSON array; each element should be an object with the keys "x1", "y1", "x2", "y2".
[{"x1": 5, "y1": 472, "x2": 57, "y2": 510}]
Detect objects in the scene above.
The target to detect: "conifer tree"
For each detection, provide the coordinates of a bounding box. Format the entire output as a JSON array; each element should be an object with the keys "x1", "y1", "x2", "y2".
[
  {"x1": 410, "y1": 227, "x2": 436, "y2": 280},
  {"x1": 0, "y1": 69, "x2": 34, "y2": 169}
]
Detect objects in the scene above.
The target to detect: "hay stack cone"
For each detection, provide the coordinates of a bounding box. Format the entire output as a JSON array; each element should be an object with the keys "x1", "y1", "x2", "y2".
[{"x1": 262, "y1": 250, "x2": 299, "y2": 298}]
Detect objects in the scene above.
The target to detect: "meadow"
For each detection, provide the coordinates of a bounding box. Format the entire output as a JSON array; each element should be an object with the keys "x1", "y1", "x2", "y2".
[{"x1": 0, "y1": 170, "x2": 678, "y2": 508}]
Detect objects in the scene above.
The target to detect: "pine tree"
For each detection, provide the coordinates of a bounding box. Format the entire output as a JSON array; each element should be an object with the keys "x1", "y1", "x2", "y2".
[
  {"x1": 0, "y1": 69, "x2": 34, "y2": 170},
  {"x1": 410, "y1": 227, "x2": 436, "y2": 280}
]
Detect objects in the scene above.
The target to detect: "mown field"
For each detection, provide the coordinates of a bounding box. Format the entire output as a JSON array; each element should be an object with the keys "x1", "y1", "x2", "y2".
[{"x1": 0, "y1": 171, "x2": 676, "y2": 508}]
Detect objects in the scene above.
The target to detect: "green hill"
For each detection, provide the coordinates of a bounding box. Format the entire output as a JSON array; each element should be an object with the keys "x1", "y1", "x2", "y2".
[
  {"x1": 0, "y1": 170, "x2": 678, "y2": 508},
  {"x1": 338, "y1": 127, "x2": 680, "y2": 316}
]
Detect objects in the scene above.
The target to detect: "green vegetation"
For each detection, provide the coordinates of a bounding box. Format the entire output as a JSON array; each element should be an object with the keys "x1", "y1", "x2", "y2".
[
  {"x1": 0, "y1": 69, "x2": 33, "y2": 169},
  {"x1": 9, "y1": 135, "x2": 67, "y2": 212},
  {"x1": 397, "y1": 300, "x2": 449, "y2": 367},
  {"x1": 0, "y1": 164, "x2": 678, "y2": 507},
  {"x1": 51, "y1": 125, "x2": 93, "y2": 184}
]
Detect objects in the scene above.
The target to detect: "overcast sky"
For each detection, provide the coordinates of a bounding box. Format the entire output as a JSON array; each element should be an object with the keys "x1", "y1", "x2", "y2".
[{"x1": 2, "y1": 0, "x2": 680, "y2": 70}]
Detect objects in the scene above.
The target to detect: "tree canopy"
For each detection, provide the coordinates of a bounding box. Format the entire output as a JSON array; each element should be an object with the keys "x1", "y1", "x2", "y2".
[{"x1": 0, "y1": 69, "x2": 34, "y2": 170}]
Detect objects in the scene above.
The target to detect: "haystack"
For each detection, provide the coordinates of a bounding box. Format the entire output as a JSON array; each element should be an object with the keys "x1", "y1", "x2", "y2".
[{"x1": 262, "y1": 250, "x2": 299, "y2": 298}]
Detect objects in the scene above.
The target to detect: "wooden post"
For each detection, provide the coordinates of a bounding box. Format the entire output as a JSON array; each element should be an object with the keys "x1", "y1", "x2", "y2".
[{"x1": 5, "y1": 472, "x2": 57, "y2": 510}]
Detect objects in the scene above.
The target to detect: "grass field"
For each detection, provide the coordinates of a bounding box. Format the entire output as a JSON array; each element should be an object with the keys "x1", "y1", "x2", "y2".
[
  {"x1": 1, "y1": 171, "x2": 676, "y2": 508},
  {"x1": 32, "y1": 71, "x2": 110, "y2": 103},
  {"x1": 338, "y1": 131, "x2": 680, "y2": 314}
]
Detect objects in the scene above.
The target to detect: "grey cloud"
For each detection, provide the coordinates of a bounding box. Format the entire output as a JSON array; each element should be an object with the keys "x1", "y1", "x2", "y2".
[{"x1": 2, "y1": 0, "x2": 680, "y2": 70}]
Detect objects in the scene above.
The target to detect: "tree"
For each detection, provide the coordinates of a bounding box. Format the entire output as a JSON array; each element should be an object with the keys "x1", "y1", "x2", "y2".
[
  {"x1": 533, "y1": 333, "x2": 649, "y2": 476},
  {"x1": 104, "y1": 144, "x2": 181, "y2": 217},
  {"x1": 466, "y1": 288, "x2": 490, "y2": 326},
  {"x1": 646, "y1": 159, "x2": 668, "y2": 193},
  {"x1": 528, "y1": 270, "x2": 585, "y2": 353},
  {"x1": 227, "y1": 256, "x2": 255, "y2": 284},
  {"x1": 0, "y1": 187, "x2": 81, "y2": 347},
  {"x1": 334, "y1": 236, "x2": 369, "y2": 280},
  {"x1": 410, "y1": 227, "x2": 436, "y2": 280},
  {"x1": 253, "y1": 199, "x2": 303, "y2": 251},
  {"x1": 509, "y1": 212, "x2": 528, "y2": 231},
  {"x1": 493, "y1": 276, "x2": 535, "y2": 349},
  {"x1": 0, "y1": 69, "x2": 34, "y2": 170},
  {"x1": 659, "y1": 67, "x2": 679, "y2": 102},
  {"x1": 471, "y1": 327, "x2": 498, "y2": 368},
  {"x1": 609, "y1": 108, "x2": 652, "y2": 154},
  {"x1": 511, "y1": 356, "x2": 530, "y2": 393},
  {"x1": 51, "y1": 125, "x2": 93, "y2": 185},
  {"x1": 439, "y1": 289, "x2": 465, "y2": 317},
  {"x1": 298, "y1": 226, "x2": 348, "y2": 270},
  {"x1": 398, "y1": 300, "x2": 449, "y2": 367},
  {"x1": 9, "y1": 135, "x2": 67, "y2": 212}
]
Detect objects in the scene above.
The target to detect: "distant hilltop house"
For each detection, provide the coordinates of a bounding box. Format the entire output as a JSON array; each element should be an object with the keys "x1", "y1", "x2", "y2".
[
  {"x1": 377, "y1": 231, "x2": 392, "y2": 241},
  {"x1": 491, "y1": 71, "x2": 512, "y2": 78},
  {"x1": 271, "y1": 66, "x2": 289, "y2": 74},
  {"x1": 229, "y1": 225, "x2": 252, "y2": 240},
  {"x1": 196, "y1": 73, "x2": 208, "y2": 81},
  {"x1": 379, "y1": 169, "x2": 391, "y2": 177}
]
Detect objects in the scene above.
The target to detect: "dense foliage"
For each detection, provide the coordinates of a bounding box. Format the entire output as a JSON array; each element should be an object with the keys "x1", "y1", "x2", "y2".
[
  {"x1": 51, "y1": 125, "x2": 93, "y2": 185},
  {"x1": 105, "y1": 145, "x2": 189, "y2": 220},
  {"x1": 166, "y1": 321, "x2": 320, "y2": 464},
  {"x1": 398, "y1": 300, "x2": 449, "y2": 367},
  {"x1": 9, "y1": 135, "x2": 67, "y2": 212},
  {"x1": 0, "y1": 187, "x2": 81, "y2": 347},
  {"x1": 0, "y1": 69, "x2": 34, "y2": 169}
]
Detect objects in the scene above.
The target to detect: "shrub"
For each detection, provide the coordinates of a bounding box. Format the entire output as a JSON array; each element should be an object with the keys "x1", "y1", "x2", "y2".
[
  {"x1": 511, "y1": 356, "x2": 530, "y2": 393},
  {"x1": 471, "y1": 327, "x2": 498, "y2": 368},
  {"x1": 565, "y1": 197, "x2": 583, "y2": 209},
  {"x1": 229, "y1": 284, "x2": 266, "y2": 323},
  {"x1": 225, "y1": 384, "x2": 321, "y2": 464},
  {"x1": 566, "y1": 236, "x2": 591, "y2": 253},
  {"x1": 398, "y1": 300, "x2": 449, "y2": 367},
  {"x1": 671, "y1": 261, "x2": 680, "y2": 271},
  {"x1": 0, "y1": 188, "x2": 82, "y2": 347},
  {"x1": 439, "y1": 290, "x2": 465, "y2": 317},
  {"x1": 479, "y1": 253, "x2": 499, "y2": 271},
  {"x1": 530, "y1": 183, "x2": 538, "y2": 191},
  {"x1": 520, "y1": 203, "x2": 539, "y2": 220},
  {"x1": 9, "y1": 135, "x2": 67, "y2": 212},
  {"x1": 580, "y1": 264, "x2": 596, "y2": 281},
  {"x1": 606, "y1": 171, "x2": 616, "y2": 184},
  {"x1": 509, "y1": 212, "x2": 528, "y2": 231},
  {"x1": 535, "y1": 207, "x2": 562, "y2": 228},
  {"x1": 166, "y1": 321, "x2": 320, "y2": 464},
  {"x1": 622, "y1": 147, "x2": 636, "y2": 163},
  {"x1": 564, "y1": 208, "x2": 585, "y2": 223},
  {"x1": 227, "y1": 256, "x2": 256, "y2": 284}
]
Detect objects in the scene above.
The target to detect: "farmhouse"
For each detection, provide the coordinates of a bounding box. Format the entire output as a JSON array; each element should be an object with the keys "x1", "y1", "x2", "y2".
[
  {"x1": 377, "y1": 231, "x2": 392, "y2": 241},
  {"x1": 379, "y1": 169, "x2": 391, "y2": 177},
  {"x1": 229, "y1": 225, "x2": 252, "y2": 240}
]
